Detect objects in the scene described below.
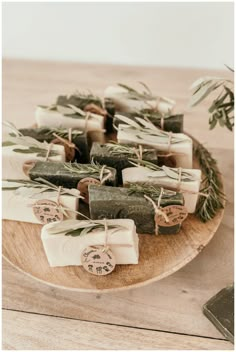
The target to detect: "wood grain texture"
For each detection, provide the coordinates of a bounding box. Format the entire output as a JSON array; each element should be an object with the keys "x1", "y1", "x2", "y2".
[
  {"x1": 2, "y1": 59, "x2": 234, "y2": 349},
  {"x1": 3, "y1": 310, "x2": 233, "y2": 350}
]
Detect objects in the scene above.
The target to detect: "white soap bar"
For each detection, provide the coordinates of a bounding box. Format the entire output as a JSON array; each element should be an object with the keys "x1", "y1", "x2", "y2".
[
  {"x1": 104, "y1": 86, "x2": 175, "y2": 114},
  {"x1": 122, "y1": 166, "x2": 201, "y2": 213},
  {"x1": 2, "y1": 190, "x2": 78, "y2": 224},
  {"x1": 35, "y1": 106, "x2": 105, "y2": 135},
  {"x1": 2, "y1": 144, "x2": 65, "y2": 180},
  {"x1": 41, "y1": 219, "x2": 139, "y2": 267},
  {"x1": 117, "y1": 124, "x2": 192, "y2": 169}
]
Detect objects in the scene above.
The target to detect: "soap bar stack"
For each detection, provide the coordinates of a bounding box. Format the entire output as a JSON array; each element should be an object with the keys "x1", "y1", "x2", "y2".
[{"x1": 2, "y1": 83, "x2": 203, "y2": 270}]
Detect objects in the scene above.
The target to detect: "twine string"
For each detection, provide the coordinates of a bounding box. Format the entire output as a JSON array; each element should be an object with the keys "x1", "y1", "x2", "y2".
[
  {"x1": 144, "y1": 188, "x2": 169, "y2": 235},
  {"x1": 45, "y1": 143, "x2": 53, "y2": 162},
  {"x1": 100, "y1": 165, "x2": 112, "y2": 185}
]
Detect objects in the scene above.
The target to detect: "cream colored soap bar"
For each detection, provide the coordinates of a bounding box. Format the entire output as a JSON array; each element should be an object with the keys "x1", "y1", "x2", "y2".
[
  {"x1": 2, "y1": 144, "x2": 65, "y2": 180},
  {"x1": 104, "y1": 85, "x2": 175, "y2": 114},
  {"x1": 122, "y1": 166, "x2": 201, "y2": 213},
  {"x1": 117, "y1": 124, "x2": 193, "y2": 169},
  {"x1": 35, "y1": 106, "x2": 105, "y2": 143},
  {"x1": 2, "y1": 190, "x2": 78, "y2": 224},
  {"x1": 41, "y1": 219, "x2": 139, "y2": 267}
]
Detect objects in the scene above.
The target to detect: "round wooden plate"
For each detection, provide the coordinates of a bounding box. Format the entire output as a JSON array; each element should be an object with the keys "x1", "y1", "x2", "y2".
[{"x1": 2, "y1": 138, "x2": 225, "y2": 293}]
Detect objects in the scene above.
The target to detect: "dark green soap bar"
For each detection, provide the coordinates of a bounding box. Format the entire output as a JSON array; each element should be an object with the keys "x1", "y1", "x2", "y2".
[
  {"x1": 203, "y1": 285, "x2": 234, "y2": 344},
  {"x1": 90, "y1": 143, "x2": 158, "y2": 185},
  {"x1": 104, "y1": 98, "x2": 116, "y2": 134},
  {"x1": 114, "y1": 113, "x2": 184, "y2": 133},
  {"x1": 56, "y1": 94, "x2": 103, "y2": 110},
  {"x1": 19, "y1": 127, "x2": 89, "y2": 163},
  {"x1": 89, "y1": 185, "x2": 184, "y2": 234},
  {"x1": 29, "y1": 161, "x2": 117, "y2": 189}
]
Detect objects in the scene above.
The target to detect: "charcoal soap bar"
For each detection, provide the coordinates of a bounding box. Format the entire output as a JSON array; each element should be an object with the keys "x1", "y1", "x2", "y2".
[
  {"x1": 90, "y1": 143, "x2": 158, "y2": 185},
  {"x1": 114, "y1": 113, "x2": 184, "y2": 133},
  {"x1": 89, "y1": 185, "x2": 184, "y2": 234},
  {"x1": 203, "y1": 285, "x2": 234, "y2": 344},
  {"x1": 19, "y1": 127, "x2": 89, "y2": 163},
  {"x1": 29, "y1": 161, "x2": 117, "y2": 189}
]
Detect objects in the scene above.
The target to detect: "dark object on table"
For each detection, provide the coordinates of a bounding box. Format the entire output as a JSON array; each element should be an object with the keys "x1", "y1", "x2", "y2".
[
  {"x1": 104, "y1": 97, "x2": 116, "y2": 133},
  {"x1": 29, "y1": 161, "x2": 117, "y2": 189},
  {"x1": 90, "y1": 142, "x2": 158, "y2": 185},
  {"x1": 89, "y1": 184, "x2": 184, "y2": 234},
  {"x1": 203, "y1": 285, "x2": 234, "y2": 344},
  {"x1": 19, "y1": 127, "x2": 89, "y2": 163}
]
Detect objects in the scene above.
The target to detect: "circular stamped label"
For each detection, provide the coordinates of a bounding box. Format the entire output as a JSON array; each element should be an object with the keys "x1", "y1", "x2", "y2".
[
  {"x1": 77, "y1": 177, "x2": 100, "y2": 204},
  {"x1": 22, "y1": 160, "x2": 36, "y2": 176},
  {"x1": 33, "y1": 199, "x2": 64, "y2": 224},
  {"x1": 52, "y1": 138, "x2": 75, "y2": 162},
  {"x1": 81, "y1": 246, "x2": 116, "y2": 276},
  {"x1": 155, "y1": 205, "x2": 188, "y2": 227}
]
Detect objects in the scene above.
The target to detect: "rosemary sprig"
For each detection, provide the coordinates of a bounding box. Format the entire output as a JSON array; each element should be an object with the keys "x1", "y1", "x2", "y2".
[
  {"x1": 127, "y1": 183, "x2": 176, "y2": 199},
  {"x1": 47, "y1": 219, "x2": 126, "y2": 237},
  {"x1": 105, "y1": 142, "x2": 152, "y2": 156},
  {"x1": 194, "y1": 142, "x2": 225, "y2": 222},
  {"x1": 57, "y1": 91, "x2": 103, "y2": 109},
  {"x1": 63, "y1": 161, "x2": 111, "y2": 177},
  {"x1": 189, "y1": 73, "x2": 234, "y2": 131}
]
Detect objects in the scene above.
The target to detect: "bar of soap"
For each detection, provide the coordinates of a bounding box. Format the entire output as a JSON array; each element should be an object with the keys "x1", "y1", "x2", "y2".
[
  {"x1": 104, "y1": 85, "x2": 175, "y2": 114},
  {"x1": 2, "y1": 189, "x2": 78, "y2": 224},
  {"x1": 117, "y1": 124, "x2": 192, "y2": 169},
  {"x1": 89, "y1": 185, "x2": 184, "y2": 234},
  {"x1": 19, "y1": 127, "x2": 89, "y2": 163},
  {"x1": 122, "y1": 166, "x2": 201, "y2": 213},
  {"x1": 2, "y1": 143, "x2": 65, "y2": 180},
  {"x1": 114, "y1": 113, "x2": 184, "y2": 133},
  {"x1": 29, "y1": 161, "x2": 117, "y2": 188},
  {"x1": 41, "y1": 219, "x2": 139, "y2": 267},
  {"x1": 35, "y1": 106, "x2": 105, "y2": 143},
  {"x1": 90, "y1": 142, "x2": 158, "y2": 185},
  {"x1": 203, "y1": 285, "x2": 234, "y2": 344}
]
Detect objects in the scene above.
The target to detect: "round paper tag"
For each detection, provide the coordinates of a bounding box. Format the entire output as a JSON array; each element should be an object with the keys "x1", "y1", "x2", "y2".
[
  {"x1": 77, "y1": 177, "x2": 100, "y2": 204},
  {"x1": 22, "y1": 160, "x2": 36, "y2": 176},
  {"x1": 155, "y1": 205, "x2": 188, "y2": 227},
  {"x1": 52, "y1": 138, "x2": 75, "y2": 162},
  {"x1": 33, "y1": 199, "x2": 64, "y2": 224},
  {"x1": 81, "y1": 246, "x2": 116, "y2": 276}
]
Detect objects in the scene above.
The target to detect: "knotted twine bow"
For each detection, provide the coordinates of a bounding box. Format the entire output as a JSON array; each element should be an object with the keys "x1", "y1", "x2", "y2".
[{"x1": 144, "y1": 187, "x2": 169, "y2": 235}]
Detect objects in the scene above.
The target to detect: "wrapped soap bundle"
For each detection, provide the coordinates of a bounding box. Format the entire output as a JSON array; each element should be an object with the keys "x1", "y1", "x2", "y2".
[
  {"x1": 35, "y1": 92, "x2": 115, "y2": 143},
  {"x1": 2, "y1": 131, "x2": 65, "y2": 180},
  {"x1": 116, "y1": 115, "x2": 192, "y2": 168},
  {"x1": 114, "y1": 111, "x2": 184, "y2": 133},
  {"x1": 89, "y1": 184, "x2": 187, "y2": 235},
  {"x1": 27, "y1": 160, "x2": 117, "y2": 203},
  {"x1": 19, "y1": 127, "x2": 89, "y2": 163},
  {"x1": 90, "y1": 142, "x2": 158, "y2": 184},
  {"x1": 41, "y1": 219, "x2": 139, "y2": 270},
  {"x1": 2, "y1": 178, "x2": 82, "y2": 224},
  {"x1": 104, "y1": 83, "x2": 176, "y2": 115},
  {"x1": 122, "y1": 159, "x2": 202, "y2": 213}
]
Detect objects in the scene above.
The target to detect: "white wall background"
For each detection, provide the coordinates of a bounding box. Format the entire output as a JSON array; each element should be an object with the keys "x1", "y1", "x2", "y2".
[{"x1": 2, "y1": 2, "x2": 234, "y2": 69}]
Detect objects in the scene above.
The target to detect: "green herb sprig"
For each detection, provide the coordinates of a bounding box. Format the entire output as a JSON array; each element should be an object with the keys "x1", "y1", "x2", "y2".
[
  {"x1": 127, "y1": 183, "x2": 176, "y2": 199},
  {"x1": 189, "y1": 72, "x2": 234, "y2": 131},
  {"x1": 194, "y1": 142, "x2": 225, "y2": 222},
  {"x1": 63, "y1": 161, "x2": 111, "y2": 178}
]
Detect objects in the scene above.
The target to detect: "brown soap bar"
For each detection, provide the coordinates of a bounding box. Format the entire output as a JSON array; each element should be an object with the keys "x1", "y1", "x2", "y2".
[{"x1": 203, "y1": 285, "x2": 234, "y2": 344}]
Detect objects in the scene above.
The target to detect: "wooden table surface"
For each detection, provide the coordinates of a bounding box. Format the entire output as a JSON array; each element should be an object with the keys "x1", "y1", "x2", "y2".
[{"x1": 2, "y1": 59, "x2": 234, "y2": 350}]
